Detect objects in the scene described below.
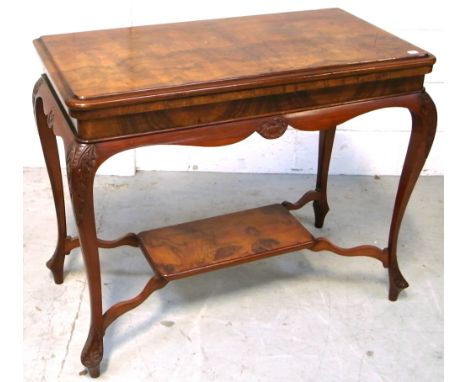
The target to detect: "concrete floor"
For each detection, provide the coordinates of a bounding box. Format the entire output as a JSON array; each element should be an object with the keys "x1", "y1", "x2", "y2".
[{"x1": 23, "y1": 168, "x2": 443, "y2": 382}]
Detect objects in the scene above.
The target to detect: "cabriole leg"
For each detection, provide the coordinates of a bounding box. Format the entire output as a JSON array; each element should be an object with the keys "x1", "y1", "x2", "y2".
[
  {"x1": 313, "y1": 126, "x2": 336, "y2": 228},
  {"x1": 66, "y1": 142, "x2": 103, "y2": 376},
  {"x1": 33, "y1": 86, "x2": 72, "y2": 284},
  {"x1": 386, "y1": 91, "x2": 437, "y2": 301}
]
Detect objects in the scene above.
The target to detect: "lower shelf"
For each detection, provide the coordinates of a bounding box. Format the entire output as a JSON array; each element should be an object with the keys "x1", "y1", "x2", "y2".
[{"x1": 137, "y1": 204, "x2": 314, "y2": 280}]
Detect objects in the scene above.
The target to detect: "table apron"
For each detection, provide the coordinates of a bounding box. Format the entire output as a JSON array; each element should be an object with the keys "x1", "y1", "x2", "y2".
[{"x1": 74, "y1": 75, "x2": 425, "y2": 140}]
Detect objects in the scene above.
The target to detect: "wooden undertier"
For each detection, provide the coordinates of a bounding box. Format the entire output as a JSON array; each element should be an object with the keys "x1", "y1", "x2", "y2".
[
  {"x1": 137, "y1": 204, "x2": 389, "y2": 281},
  {"x1": 138, "y1": 204, "x2": 313, "y2": 280},
  {"x1": 79, "y1": 202, "x2": 391, "y2": 344}
]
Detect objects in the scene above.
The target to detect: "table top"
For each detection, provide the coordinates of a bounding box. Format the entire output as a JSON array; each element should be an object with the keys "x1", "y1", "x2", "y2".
[{"x1": 34, "y1": 8, "x2": 434, "y2": 112}]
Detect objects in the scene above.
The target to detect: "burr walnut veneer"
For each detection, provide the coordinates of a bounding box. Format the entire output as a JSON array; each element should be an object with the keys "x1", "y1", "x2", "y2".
[{"x1": 32, "y1": 9, "x2": 437, "y2": 378}]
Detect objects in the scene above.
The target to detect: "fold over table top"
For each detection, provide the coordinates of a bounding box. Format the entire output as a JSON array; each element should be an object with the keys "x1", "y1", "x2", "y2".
[{"x1": 34, "y1": 8, "x2": 435, "y2": 113}]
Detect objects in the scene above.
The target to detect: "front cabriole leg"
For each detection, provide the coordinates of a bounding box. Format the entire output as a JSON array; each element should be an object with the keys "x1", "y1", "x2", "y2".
[
  {"x1": 66, "y1": 142, "x2": 103, "y2": 377},
  {"x1": 386, "y1": 91, "x2": 437, "y2": 301}
]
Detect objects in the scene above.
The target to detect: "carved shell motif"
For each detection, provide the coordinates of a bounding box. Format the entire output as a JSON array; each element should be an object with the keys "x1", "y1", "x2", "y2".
[{"x1": 257, "y1": 117, "x2": 288, "y2": 139}]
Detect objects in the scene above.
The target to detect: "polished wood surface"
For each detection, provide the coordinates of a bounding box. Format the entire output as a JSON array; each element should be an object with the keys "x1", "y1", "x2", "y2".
[
  {"x1": 139, "y1": 204, "x2": 313, "y2": 279},
  {"x1": 32, "y1": 8, "x2": 437, "y2": 378},
  {"x1": 34, "y1": 8, "x2": 433, "y2": 111},
  {"x1": 34, "y1": 9, "x2": 435, "y2": 141},
  {"x1": 75, "y1": 75, "x2": 425, "y2": 140}
]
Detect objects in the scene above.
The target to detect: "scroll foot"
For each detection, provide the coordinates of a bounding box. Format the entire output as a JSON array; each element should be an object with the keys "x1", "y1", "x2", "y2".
[
  {"x1": 46, "y1": 249, "x2": 66, "y2": 284},
  {"x1": 81, "y1": 328, "x2": 103, "y2": 379},
  {"x1": 88, "y1": 365, "x2": 100, "y2": 378},
  {"x1": 388, "y1": 258, "x2": 409, "y2": 301},
  {"x1": 46, "y1": 235, "x2": 79, "y2": 284},
  {"x1": 313, "y1": 199, "x2": 329, "y2": 228}
]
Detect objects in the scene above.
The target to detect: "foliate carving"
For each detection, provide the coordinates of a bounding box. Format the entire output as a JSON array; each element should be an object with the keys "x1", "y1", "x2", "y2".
[
  {"x1": 66, "y1": 144, "x2": 97, "y2": 225},
  {"x1": 81, "y1": 330, "x2": 103, "y2": 367},
  {"x1": 84, "y1": 344, "x2": 103, "y2": 366},
  {"x1": 257, "y1": 117, "x2": 288, "y2": 139}
]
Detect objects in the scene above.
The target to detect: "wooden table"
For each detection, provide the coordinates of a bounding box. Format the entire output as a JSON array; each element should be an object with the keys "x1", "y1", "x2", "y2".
[{"x1": 32, "y1": 8, "x2": 437, "y2": 378}]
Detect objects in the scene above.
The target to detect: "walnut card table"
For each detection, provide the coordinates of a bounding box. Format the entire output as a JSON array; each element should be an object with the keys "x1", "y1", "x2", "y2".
[{"x1": 32, "y1": 8, "x2": 437, "y2": 377}]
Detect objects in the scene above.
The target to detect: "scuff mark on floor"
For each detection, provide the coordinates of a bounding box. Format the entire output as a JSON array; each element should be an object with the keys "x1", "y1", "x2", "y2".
[{"x1": 58, "y1": 280, "x2": 86, "y2": 379}]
